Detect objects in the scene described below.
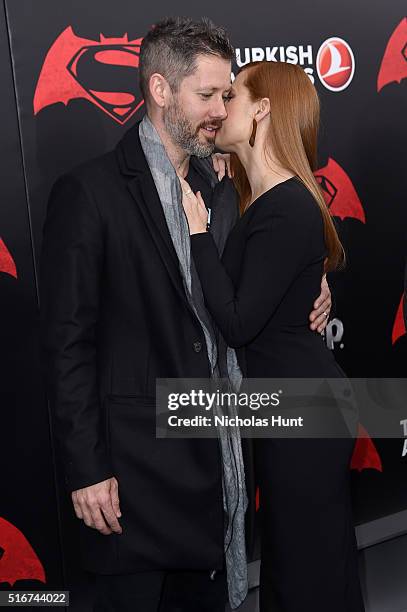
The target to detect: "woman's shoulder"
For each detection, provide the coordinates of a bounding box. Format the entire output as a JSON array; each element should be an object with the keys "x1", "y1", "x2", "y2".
[{"x1": 250, "y1": 176, "x2": 322, "y2": 224}]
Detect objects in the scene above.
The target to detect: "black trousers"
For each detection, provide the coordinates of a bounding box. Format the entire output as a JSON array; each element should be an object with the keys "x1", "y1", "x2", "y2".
[{"x1": 90, "y1": 568, "x2": 227, "y2": 612}]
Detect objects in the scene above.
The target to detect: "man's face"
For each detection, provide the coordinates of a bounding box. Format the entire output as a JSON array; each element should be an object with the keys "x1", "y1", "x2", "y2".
[{"x1": 163, "y1": 54, "x2": 232, "y2": 157}]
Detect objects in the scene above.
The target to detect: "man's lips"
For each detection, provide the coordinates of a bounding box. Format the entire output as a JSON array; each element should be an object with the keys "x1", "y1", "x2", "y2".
[{"x1": 200, "y1": 125, "x2": 220, "y2": 137}]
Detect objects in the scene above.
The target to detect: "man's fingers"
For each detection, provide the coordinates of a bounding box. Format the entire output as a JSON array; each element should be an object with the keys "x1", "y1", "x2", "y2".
[
  {"x1": 101, "y1": 500, "x2": 123, "y2": 534},
  {"x1": 71, "y1": 493, "x2": 83, "y2": 520},
  {"x1": 81, "y1": 505, "x2": 95, "y2": 529},
  {"x1": 111, "y1": 495, "x2": 121, "y2": 518},
  {"x1": 89, "y1": 506, "x2": 113, "y2": 536},
  {"x1": 110, "y1": 478, "x2": 121, "y2": 518}
]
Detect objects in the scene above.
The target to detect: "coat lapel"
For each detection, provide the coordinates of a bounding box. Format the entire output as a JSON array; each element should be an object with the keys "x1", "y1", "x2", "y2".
[{"x1": 116, "y1": 120, "x2": 190, "y2": 308}]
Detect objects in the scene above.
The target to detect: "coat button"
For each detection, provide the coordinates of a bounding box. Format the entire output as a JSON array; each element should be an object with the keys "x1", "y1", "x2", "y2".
[{"x1": 193, "y1": 341, "x2": 202, "y2": 353}]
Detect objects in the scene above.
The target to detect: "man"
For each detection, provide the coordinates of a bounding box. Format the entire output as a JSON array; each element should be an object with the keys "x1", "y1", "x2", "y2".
[{"x1": 40, "y1": 17, "x2": 331, "y2": 611}]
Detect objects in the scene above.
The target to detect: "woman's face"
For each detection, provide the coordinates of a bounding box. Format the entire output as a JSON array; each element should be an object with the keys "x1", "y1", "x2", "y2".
[{"x1": 215, "y1": 71, "x2": 255, "y2": 152}]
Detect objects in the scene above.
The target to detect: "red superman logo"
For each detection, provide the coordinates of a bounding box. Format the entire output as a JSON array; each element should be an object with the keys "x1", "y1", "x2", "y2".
[
  {"x1": 377, "y1": 17, "x2": 407, "y2": 92},
  {"x1": 0, "y1": 238, "x2": 17, "y2": 278},
  {"x1": 392, "y1": 294, "x2": 406, "y2": 344},
  {"x1": 34, "y1": 26, "x2": 144, "y2": 125},
  {"x1": 0, "y1": 517, "x2": 45, "y2": 586},
  {"x1": 314, "y1": 158, "x2": 366, "y2": 223}
]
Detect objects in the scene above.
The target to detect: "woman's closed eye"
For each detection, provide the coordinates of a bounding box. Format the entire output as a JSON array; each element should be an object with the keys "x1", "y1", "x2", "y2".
[{"x1": 223, "y1": 92, "x2": 235, "y2": 103}]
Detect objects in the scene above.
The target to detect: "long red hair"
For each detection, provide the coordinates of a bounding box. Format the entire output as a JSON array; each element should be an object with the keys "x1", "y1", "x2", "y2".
[{"x1": 231, "y1": 61, "x2": 344, "y2": 272}]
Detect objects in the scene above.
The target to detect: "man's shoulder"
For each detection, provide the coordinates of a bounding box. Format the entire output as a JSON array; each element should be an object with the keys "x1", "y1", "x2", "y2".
[{"x1": 65, "y1": 149, "x2": 119, "y2": 186}]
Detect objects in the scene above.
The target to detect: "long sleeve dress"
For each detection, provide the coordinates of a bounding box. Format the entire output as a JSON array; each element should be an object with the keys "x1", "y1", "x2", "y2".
[{"x1": 190, "y1": 176, "x2": 365, "y2": 612}]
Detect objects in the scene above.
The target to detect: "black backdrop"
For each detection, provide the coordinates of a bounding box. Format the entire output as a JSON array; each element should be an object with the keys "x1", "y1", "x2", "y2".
[{"x1": 1, "y1": 0, "x2": 406, "y2": 597}]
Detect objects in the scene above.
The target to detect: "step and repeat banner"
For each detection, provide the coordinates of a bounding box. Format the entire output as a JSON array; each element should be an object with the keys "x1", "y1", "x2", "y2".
[{"x1": 1, "y1": 0, "x2": 406, "y2": 599}]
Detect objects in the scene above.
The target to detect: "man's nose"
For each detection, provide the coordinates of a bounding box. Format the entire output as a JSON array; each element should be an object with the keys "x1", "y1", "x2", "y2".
[{"x1": 210, "y1": 99, "x2": 228, "y2": 121}]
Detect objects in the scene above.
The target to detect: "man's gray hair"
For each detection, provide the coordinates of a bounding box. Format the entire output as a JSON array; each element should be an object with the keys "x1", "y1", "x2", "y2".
[{"x1": 139, "y1": 17, "x2": 234, "y2": 103}]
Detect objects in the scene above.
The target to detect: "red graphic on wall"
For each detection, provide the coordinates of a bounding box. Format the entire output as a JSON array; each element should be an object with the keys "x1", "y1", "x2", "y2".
[
  {"x1": 314, "y1": 158, "x2": 366, "y2": 223},
  {"x1": 0, "y1": 238, "x2": 17, "y2": 278},
  {"x1": 34, "y1": 26, "x2": 144, "y2": 125},
  {"x1": 377, "y1": 17, "x2": 407, "y2": 92},
  {"x1": 0, "y1": 517, "x2": 45, "y2": 585},
  {"x1": 255, "y1": 424, "x2": 382, "y2": 511},
  {"x1": 392, "y1": 294, "x2": 406, "y2": 344},
  {"x1": 350, "y1": 423, "x2": 383, "y2": 472}
]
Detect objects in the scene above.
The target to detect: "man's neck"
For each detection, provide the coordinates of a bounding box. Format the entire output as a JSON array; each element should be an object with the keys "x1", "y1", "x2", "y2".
[{"x1": 147, "y1": 113, "x2": 191, "y2": 178}]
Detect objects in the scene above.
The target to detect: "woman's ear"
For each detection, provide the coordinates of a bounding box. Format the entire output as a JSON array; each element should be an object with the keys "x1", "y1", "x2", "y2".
[{"x1": 255, "y1": 98, "x2": 271, "y2": 122}]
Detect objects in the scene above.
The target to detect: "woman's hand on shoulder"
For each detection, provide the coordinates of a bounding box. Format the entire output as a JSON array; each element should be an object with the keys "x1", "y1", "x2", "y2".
[{"x1": 211, "y1": 153, "x2": 233, "y2": 181}]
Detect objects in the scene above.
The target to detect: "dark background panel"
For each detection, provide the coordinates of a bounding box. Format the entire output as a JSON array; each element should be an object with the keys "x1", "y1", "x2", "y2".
[
  {"x1": 0, "y1": 0, "x2": 63, "y2": 590},
  {"x1": 1, "y1": 0, "x2": 406, "y2": 598}
]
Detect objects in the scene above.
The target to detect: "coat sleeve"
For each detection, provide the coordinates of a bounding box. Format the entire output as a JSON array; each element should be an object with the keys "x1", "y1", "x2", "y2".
[
  {"x1": 39, "y1": 174, "x2": 113, "y2": 492},
  {"x1": 190, "y1": 195, "x2": 321, "y2": 348}
]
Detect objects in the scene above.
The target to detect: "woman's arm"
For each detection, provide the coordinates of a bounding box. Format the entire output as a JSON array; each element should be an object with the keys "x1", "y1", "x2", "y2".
[{"x1": 190, "y1": 195, "x2": 322, "y2": 348}]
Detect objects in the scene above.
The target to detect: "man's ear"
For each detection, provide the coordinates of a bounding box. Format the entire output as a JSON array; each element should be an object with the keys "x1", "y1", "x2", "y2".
[{"x1": 149, "y1": 73, "x2": 170, "y2": 108}]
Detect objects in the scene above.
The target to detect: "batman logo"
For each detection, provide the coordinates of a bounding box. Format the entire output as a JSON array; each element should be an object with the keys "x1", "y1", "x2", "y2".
[
  {"x1": 0, "y1": 517, "x2": 45, "y2": 586},
  {"x1": 0, "y1": 238, "x2": 17, "y2": 278},
  {"x1": 392, "y1": 294, "x2": 406, "y2": 345},
  {"x1": 34, "y1": 26, "x2": 144, "y2": 124},
  {"x1": 350, "y1": 424, "x2": 383, "y2": 473},
  {"x1": 377, "y1": 17, "x2": 407, "y2": 92},
  {"x1": 314, "y1": 158, "x2": 366, "y2": 223}
]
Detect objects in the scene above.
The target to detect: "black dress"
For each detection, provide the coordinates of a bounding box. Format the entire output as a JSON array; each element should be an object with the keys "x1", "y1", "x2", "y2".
[{"x1": 190, "y1": 176, "x2": 365, "y2": 612}]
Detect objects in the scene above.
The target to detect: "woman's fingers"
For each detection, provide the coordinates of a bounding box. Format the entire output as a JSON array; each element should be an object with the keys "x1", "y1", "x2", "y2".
[
  {"x1": 196, "y1": 191, "x2": 207, "y2": 212},
  {"x1": 178, "y1": 174, "x2": 190, "y2": 192},
  {"x1": 225, "y1": 154, "x2": 233, "y2": 178},
  {"x1": 211, "y1": 153, "x2": 225, "y2": 181},
  {"x1": 211, "y1": 153, "x2": 233, "y2": 180}
]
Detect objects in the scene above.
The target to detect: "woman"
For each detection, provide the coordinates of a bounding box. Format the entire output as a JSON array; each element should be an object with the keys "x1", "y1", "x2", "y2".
[{"x1": 179, "y1": 61, "x2": 365, "y2": 611}]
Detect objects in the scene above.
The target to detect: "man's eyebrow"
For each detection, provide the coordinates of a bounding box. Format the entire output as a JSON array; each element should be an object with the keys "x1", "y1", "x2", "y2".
[{"x1": 196, "y1": 86, "x2": 232, "y2": 93}]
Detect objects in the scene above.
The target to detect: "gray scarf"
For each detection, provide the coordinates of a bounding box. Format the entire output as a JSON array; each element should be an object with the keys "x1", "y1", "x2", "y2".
[{"x1": 139, "y1": 115, "x2": 248, "y2": 609}]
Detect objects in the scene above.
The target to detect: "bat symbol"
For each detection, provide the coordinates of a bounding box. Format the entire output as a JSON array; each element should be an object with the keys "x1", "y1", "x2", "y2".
[
  {"x1": 0, "y1": 238, "x2": 17, "y2": 278},
  {"x1": 350, "y1": 424, "x2": 383, "y2": 473},
  {"x1": 392, "y1": 294, "x2": 406, "y2": 345},
  {"x1": 0, "y1": 517, "x2": 45, "y2": 586},
  {"x1": 314, "y1": 158, "x2": 366, "y2": 223},
  {"x1": 377, "y1": 17, "x2": 407, "y2": 92}
]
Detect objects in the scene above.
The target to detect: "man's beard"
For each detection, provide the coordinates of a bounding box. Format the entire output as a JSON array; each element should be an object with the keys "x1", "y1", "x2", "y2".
[{"x1": 163, "y1": 98, "x2": 218, "y2": 158}]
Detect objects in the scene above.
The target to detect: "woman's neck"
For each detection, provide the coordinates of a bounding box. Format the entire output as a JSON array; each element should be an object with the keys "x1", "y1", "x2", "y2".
[{"x1": 236, "y1": 142, "x2": 295, "y2": 205}]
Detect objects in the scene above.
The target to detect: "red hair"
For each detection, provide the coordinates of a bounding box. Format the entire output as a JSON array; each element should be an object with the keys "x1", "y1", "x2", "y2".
[{"x1": 231, "y1": 61, "x2": 344, "y2": 272}]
